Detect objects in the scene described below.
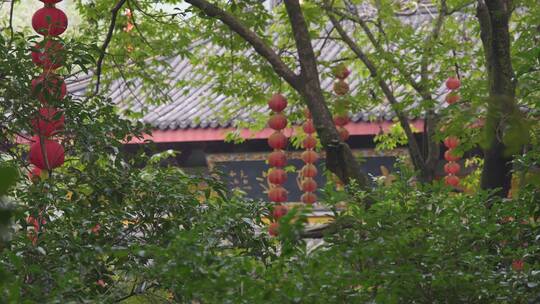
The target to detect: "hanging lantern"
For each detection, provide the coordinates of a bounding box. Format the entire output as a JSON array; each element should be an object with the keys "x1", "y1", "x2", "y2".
[
  {"x1": 445, "y1": 92, "x2": 460, "y2": 105},
  {"x1": 28, "y1": 166, "x2": 42, "y2": 182},
  {"x1": 445, "y1": 77, "x2": 461, "y2": 90},
  {"x1": 268, "y1": 131, "x2": 287, "y2": 149},
  {"x1": 32, "y1": 74, "x2": 67, "y2": 104},
  {"x1": 31, "y1": 39, "x2": 64, "y2": 70},
  {"x1": 268, "y1": 222, "x2": 280, "y2": 236},
  {"x1": 302, "y1": 136, "x2": 317, "y2": 149},
  {"x1": 333, "y1": 80, "x2": 350, "y2": 96},
  {"x1": 32, "y1": 7, "x2": 68, "y2": 36},
  {"x1": 268, "y1": 151, "x2": 287, "y2": 167},
  {"x1": 30, "y1": 107, "x2": 65, "y2": 137},
  {"x1": 272, "y1": 205, "x2": 288, "y2": 219},
  {"x1": 28, "y1": 137, "x2": 65, "y2": 170},
  {"x1": 332, "y1": 63, "x2": 351, "y2": 80},
  {"x1": 268, "y1": 186, "x2": 287, "y2": 203},
  {"x1": 268, "y1": 113, "x2": 287, "y2": 130},
  {"x1": 444, "y1": 150, "x2": 461, "y2": 162},
  {"x1": 444, "y1": 175, "x2": 460, "y2": 187},
  {"x1": 301, "y1": 192, "x2": 317, "y2": 205},
  {"x1": 301, "y1": 178, "x2": 317, "y2": 192},
  {"x1": 338, "y1": 127, "x2": 350, "y2": 141},
  {"x1": 302, "y1": 120, "x2": 316, "y2": 134},
  {"x1": 444, "y1": 136, "x2": 459, "y2": 149},
  {"x1": 39, "y1": 0, "x2": 63, "y2": 3},
  {"x1": 333, "y1": 115, "x2": 350, "y2": 126},
  {"x1": 268, "y1": 168, "x2": 287, "y2": 185},
  {"x1": 301, "y1": 164, "x2": 317, "y2": 178},
  {"x1": 444, "y1": 162, "x2": 461, "y2": 175},
  {"x1": 301, "y1": 150, "x2": 319, "y2": 164},
  {"x1": 268, "y1": 94, "x2": 287, "y2": 112}
]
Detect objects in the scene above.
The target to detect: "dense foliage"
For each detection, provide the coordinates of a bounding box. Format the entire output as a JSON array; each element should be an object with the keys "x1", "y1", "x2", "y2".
[{"x1": 1, "y1": 0, "x2": 539, "y2": 303}]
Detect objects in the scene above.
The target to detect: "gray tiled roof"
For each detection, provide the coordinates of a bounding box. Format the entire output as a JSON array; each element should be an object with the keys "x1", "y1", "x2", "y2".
[{"x1": 68, "y1": 6, "x2": 443, "y2": 131}]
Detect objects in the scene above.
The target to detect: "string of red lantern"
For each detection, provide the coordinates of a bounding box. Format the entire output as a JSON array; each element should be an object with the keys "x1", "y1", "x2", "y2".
[
  {"x1": 332, "y1": 64, "x2": 351, "y2": 142},
  {"x1": 300, "y1": 109, "x2": 318, "y2": 205},
  {"x1": 443, "y1": 76, "x2": 461, "y2": 188},
  {"x1": 26, "y1": 0, "x2": 69, "y2": 247},
  {"x1": 29, "y1": 0, "x2": 67, "y2": 177},
  {"x1": 267, "y1": 93, "x2": 289, "y2": 236}
]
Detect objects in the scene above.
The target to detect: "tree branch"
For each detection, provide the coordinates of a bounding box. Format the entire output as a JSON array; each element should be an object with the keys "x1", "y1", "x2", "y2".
[
  {"x1": 327, "y1": 13, "x2": 427, "y2": 174},
  {"x1": 283, "y1": 0, "x2": 369, "y2": 188},
  {"x1": 328, "y1": 4, "x2": 426, "y2": 97},
  {"x1": 94, "y1": 0, "x2": 129, "y2": 96},
  {"x1": 8, "y1": 0, "x2": 15, "y2": 45},
  {"x1": 185, "y1": 0, "x2": 300, "y2": 88},
  {"x1": 420, "y1": 0, "x2": 447, "y2": 90}
]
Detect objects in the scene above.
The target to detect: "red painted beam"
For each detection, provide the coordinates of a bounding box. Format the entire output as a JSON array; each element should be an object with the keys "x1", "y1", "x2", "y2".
[{"x1": 126, "y1": 120, "x2": 425, "y2": 144}]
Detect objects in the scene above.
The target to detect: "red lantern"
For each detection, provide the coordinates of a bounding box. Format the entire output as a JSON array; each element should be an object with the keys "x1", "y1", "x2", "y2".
[
  {"x1": 444, "y1": 162, "x2": 461, "y2": 175},
  {"x1": 32, "y1": 74, "x2": 67, "y2": 104},
  {"x1": 301, "y1": 178, "x2": 317, "y2": 192},
  {"x1": 301, "y1": 192, "x2": 317, "y2": 205},
  {"x1": 303, "y1": 120, "x2": 316, "y2": 134},
  {"x1": 304, "y1": 108, "x2": 312, "y2": 119},
  {"x1": 39, "y1": 0, "x2": 63, "y2": 3},
  {"x1": 301, "y1": 150, "x2": 319, "y2": 164},
  {"x1": 268, "y1": 186, "x2": 287, "y2": 203},
  {"x1": 31, "y1": 107, "x2": 65, "y2": 137},
  {"x1": 268, "y1": 151, "x2": 287, "y2": 167},
  {"x1": 444, "y1": 175, "x2": 460, "y2": 187},
  {"x1": 445, "y1": 77, "x2": 461, "y2": 90},
  {"x1": 444, "y1": 136, "x2": 459, "y2": 149},
  {"x1": 333, "y1": 115, "x2": 349, "y2": 126},
  {"x1": 268, "y1": 131, "x2": 287, "y2": 149},
  {"x1": 333, "y1": 80, "x2": 349, "y2": 95},
  {"x1": 268, "y1": 168, "x2": 287, "y2": 185},
  {"x1": 268, "y1": 222, "x2": 279, "y2": 236},
  {"x1": 512, "y1": 259, "x2": 525, "y2": 272},
  {"x1": 272, "y1": 205, "x2": 288, "y2": 219},
  {"x1": 268, "y1": 113, "x2": 287, "y2": 130},
  {"x1": 31, "y1": 39, "x2": 64, "y2": 70},
  {"x1": 28, "y1": 137, "x2": 65, "y2": 170},
  {"x1": 28, "y1": 166, "x2": 42, "y2": 182},
  {"x1": 32, "y1": 7, "x2": 68, "y2": 36},
  {"x1": 302, "y1": 136, "x2": 317, "y2": 149},
  {"x1": 301, "y1": 164, "x2": 317, "y2": 178},
  {"x1": 444, "y1": 150, "x2": 461, "y2": 162},
  {"x1": 445, "y1": 92, "x2": 460, "y2": 105},
  {"x1": 338, "y1": 127, "x2": 350, "y2": 141},
  {"x1": 268, "y1": 94, "x2": 287, "y2": 112},
  {"x1": 332, "y1": 64, "x2": 351, "y2": 80}
]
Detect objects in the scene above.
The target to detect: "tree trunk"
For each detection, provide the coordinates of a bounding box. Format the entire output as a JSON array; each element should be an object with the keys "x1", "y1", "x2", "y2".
[
  {"x1": 476, "y1": 0, "x2": 517, "y2": 197},
  {"x1": 185, "y1": 0, "x2": 370, "y2": 190},
  {"x1": 283, "y1": 0, "x2": 369, "y2": 187}
]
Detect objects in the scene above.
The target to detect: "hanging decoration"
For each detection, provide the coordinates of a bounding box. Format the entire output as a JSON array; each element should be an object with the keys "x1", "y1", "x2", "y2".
[
  {"x1": 300, "y1": 108, "x2": 318, "y2": 205},
  {"x1": 442, "y1": 76, "x2": 462, "y2": 188},
  {"x1": 332, "y1": 63, "x2": 351, "y2": 142},
  {"x1": 25, "y1": 0, "x2": 69, "y2": 247},
  {"x1": 267, "y1": 93, "x2": 289, "y2": 236},
  {"x1": 29, "y1": 0, "x2": 67, "y2": 173},
  {"x1": 445, "y1": 76, "x2": 461, "y2": 105},
  {"x1": 443, "y1": 135, "x2": 461, "y2": 187}
]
